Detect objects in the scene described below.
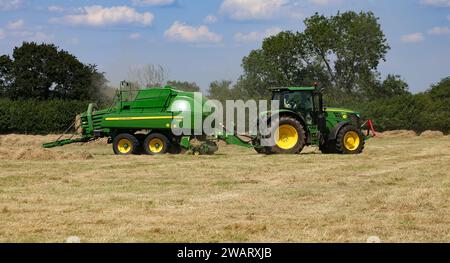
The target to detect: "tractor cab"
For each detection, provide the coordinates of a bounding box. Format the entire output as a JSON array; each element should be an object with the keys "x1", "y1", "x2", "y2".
[{"x1": 270, "y1": 86, "x2": 322, "y2": 126}]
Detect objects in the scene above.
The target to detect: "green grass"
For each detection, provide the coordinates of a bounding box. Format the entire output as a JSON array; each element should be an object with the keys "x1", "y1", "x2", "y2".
[{"x1": 0, "y1": 136, "x2": 449, "y2": 243}]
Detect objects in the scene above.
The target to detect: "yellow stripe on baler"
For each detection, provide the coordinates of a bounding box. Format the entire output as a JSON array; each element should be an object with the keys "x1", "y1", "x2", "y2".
[{"x1": 105, "y1": 116, "x2": 183, "y2": 121}]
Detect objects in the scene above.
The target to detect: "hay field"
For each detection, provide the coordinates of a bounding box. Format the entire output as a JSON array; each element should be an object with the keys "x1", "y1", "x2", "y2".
[{"x1": 0, "y1": 133, "x2": 449, "y2": 243}]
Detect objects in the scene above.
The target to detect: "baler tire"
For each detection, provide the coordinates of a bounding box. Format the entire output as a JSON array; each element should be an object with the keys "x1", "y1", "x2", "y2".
[
  {"x1": 270, "y1": 117, "x2": 306, "y2": 154},
  {"x1": 144, "y1": 133, "x2": 170, "y2": 155},
  {"x1": 113, "y1": 133, "x2": 140, "y2": 155},
  {"x1": 336, "y1": 125, "x2": 365, "y2": 154}
]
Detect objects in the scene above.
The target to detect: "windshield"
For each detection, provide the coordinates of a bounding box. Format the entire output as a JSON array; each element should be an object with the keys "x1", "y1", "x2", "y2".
[{"x1": 273, "y1": 91, "x2": 313, "y2": 112}]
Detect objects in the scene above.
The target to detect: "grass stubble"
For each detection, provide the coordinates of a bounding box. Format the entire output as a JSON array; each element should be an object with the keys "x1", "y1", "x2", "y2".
[{"x1": 0, "y1": 134, "x2": 449, "y2": 243}]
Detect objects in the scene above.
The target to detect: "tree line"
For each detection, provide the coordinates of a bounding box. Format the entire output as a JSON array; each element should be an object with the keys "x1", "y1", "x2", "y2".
[
  {"x1": 206, "y1": 11, "x2": 449, "y2": 134},
  {"x1": 0, "y1": 11, "x2": 448, "y2": 134}
]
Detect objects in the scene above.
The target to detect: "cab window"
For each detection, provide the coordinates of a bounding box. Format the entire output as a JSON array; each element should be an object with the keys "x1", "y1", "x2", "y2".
[{"x1": 276, "y1": 91, "x2": 313, "y2": 112}]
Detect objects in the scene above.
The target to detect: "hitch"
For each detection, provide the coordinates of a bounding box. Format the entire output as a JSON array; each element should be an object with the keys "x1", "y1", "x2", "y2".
[
  {"x1": 42, "y1": 119, "x2": 94, "y2": 149},
  {"x1": 361, "y1": 119, "x2": 377, "y2": 139}
]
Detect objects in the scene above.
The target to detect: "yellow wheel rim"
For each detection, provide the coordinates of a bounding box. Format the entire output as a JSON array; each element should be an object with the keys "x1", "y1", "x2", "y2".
[
  {"x1": 117, "y1": 139, "x2": 132, "y2": 154},
  {"x1": 149, "y1": 138, "x2": 164, "y2": 153},
  {"x1": 275, "y1": 124, "x2": 299, "y2": 150},
  {"x1": 344, "y1": 131, "x2": 360, "y2": 151}
]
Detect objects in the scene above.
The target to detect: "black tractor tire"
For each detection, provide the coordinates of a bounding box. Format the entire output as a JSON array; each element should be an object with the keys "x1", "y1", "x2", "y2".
[
  {"x1": 319, "y1": 140, "x2": 338, "y2": 154},
  {"x1": 336, "y1": 125, "x2": 365, "y2": 154},
  {"x1": 270, "y1": 116, "x2": 306, "y2": 154},
  {"x1": 143, "y1": 133, "x2": 170, "y2": 155},
  {"x1": 254, "y1": 146, "x2": 274, "y2": 155},
  {"x1": 113, "y1": 133, "x2": 140, "y2": 155},
  {"x1": 252, "y1": 137, "x2": 274, "y2": 155}
]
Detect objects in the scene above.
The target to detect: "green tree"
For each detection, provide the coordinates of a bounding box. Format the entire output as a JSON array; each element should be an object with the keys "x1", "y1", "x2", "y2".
[
  {"x1": 379, "y1": 74, "x2": 409, "y2": 97},
  {"x1": 167, "y1": 80, "x2": 200, "y2": 92},
  {"x1": 0, "y1": 55, "x2": 13, "y2": 97},
  {"x1": 237, "y1": 31, "x2": 328, "y2": 100},
  {"x1": 1, "y1": 42, "x2": 107, "y2": 101},
  {"x1": 304, "y1": 11, "x2": 390, "y2": 94},
  {"x1": 207, "y1": 80, "x2": 235, "y2": 103},
  {"x1": 428, "y1": 77, "x2": 450, "y2": 100},
  {"x1": 237, "y1": 11, "x2": 390, "y2": 102},
  {"x1": 361, "y1": 74, "x2": 409, "y2": 100},
  {"x1": 426, "y1": 77, "x2": 450, "y2": 132}
]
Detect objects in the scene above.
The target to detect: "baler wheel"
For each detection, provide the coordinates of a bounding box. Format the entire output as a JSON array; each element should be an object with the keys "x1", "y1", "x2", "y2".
[
  {"x1": 144, "y1": 133, "x2": 170, "y2": 155},
  {"x1": 113, "y1": 133, "x2": 140, "y2": 155}
]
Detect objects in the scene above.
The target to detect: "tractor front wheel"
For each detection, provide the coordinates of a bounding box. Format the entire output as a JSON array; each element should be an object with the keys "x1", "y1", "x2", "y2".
[
  {"x1": 113, "y1": 133, "x2": 140, "y2": 155},
  {"x1": 336, "y1": 125, "x2": 365, "y2": 154}
]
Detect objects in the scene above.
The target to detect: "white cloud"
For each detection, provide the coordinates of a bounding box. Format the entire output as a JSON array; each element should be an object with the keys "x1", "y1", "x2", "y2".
[
  {"x1": 129, "y1": 32, "x2": 141, "y2": 40},
  {"x1": 131, "y1": 0, "x2": 175, "y2": 6},
  {"x1": 0, "y1": 0, "x2": 23, "y2": 11},
  {"x1": 31, "y1": 32, "x2": 53, "y2": 42},
  {"x1": 235, "y1": 27, "x2": 282, "y2": 43},
  {"x1": 308, "y1": 0, "x2": 339, "y2": 5},
  {"x1": 51, "y1": 6, "x2": 154, "y2": 27},
  {"x1": 0, "y1": 19, "x2": 52, "y2": 42},
  {"x1": 428, "y1": 26, "x2": 450, "y2": 35},
  {"x1": 164, "y1": 21, "x2": 222, "y2": 43},
  {"x1": 48, "y1": 5, "x2": 65, "y2": 13},
  {"x1": 220, "y1": 0, "x2": 286, "y2": 20},
  {"x1": 401, "y1": 33, "x2": 425, "y2": 43},
  {"x1": 421, "y1": 0, "x2": 450, "y2": 7},
  {"x1": 204, "y1": 15, "x2": 218, "y2": 24},
  {"x1": 9, "y1": 30, "x2": 53, "y2": 42},
  {"x1": 7, "y1": 19, "x2": 24, "y2": 30}
]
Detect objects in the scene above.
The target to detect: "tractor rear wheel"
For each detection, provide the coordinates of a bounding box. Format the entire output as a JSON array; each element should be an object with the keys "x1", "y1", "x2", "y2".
[
  {"x1": 144, "y1": 133, "x2": 170, "y2": 155},
  {"x1": 336, "y1": 125, "x2": 365, "y2": 154},
  {"x1": 254, "y1": 146, "x2": 274, "y2": 155},
  {"x1": 270, "y1": 117, "x2": 306, "y2": 154},
  {"x1": 113, "y1": 133, "x2": 140, "y2": 155},
  {"x1": 252, "y1": 137, "x2": 274, "y2": 155}
]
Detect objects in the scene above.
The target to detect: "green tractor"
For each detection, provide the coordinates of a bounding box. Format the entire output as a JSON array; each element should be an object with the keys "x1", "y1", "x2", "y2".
[
  {"x1": 250, "y1": 86, "x2": 375, "y2": 155},
  {"x1": 43, "y1": 82, "x2": 375, "y2": 155}
]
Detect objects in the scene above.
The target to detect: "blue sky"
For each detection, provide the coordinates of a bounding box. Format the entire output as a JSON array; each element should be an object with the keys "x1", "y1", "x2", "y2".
[{"x1": 0, "y1": 0, "x2": 449, "y2": 93}]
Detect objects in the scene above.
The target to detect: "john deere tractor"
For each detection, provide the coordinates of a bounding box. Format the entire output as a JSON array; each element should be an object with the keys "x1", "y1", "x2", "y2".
[
  {"x1": 43, "y1": 82, "x2": 375, "y2": 155},
  {"x1": 251, "y1": 86, "x2": 375, "y2": 155}
]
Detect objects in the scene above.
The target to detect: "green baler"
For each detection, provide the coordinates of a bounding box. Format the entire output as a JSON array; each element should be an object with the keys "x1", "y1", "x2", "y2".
[
  {"x1": 43, "y1": 82, "x2": 376, "y2": 155},
  {"x1": 44, "y1": 82, "x2": 220, "y2": 155}
]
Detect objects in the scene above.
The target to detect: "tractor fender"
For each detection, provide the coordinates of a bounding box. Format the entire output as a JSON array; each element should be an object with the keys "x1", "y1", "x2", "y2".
[
  {"x1": 267, "y1": 111, "x2": 307, "y2": 129},
  {"x1": 328, "y1": 121, "x2": 351, "y2": 141},
  {"x1": 264, "y1": 110, "x2": 309, "y2": 140}
]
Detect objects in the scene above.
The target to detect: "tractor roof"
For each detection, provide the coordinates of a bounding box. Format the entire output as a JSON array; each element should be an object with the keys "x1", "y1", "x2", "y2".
[{"x1": 270, "y1": 87, "x2": 316, "y2": 92}]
